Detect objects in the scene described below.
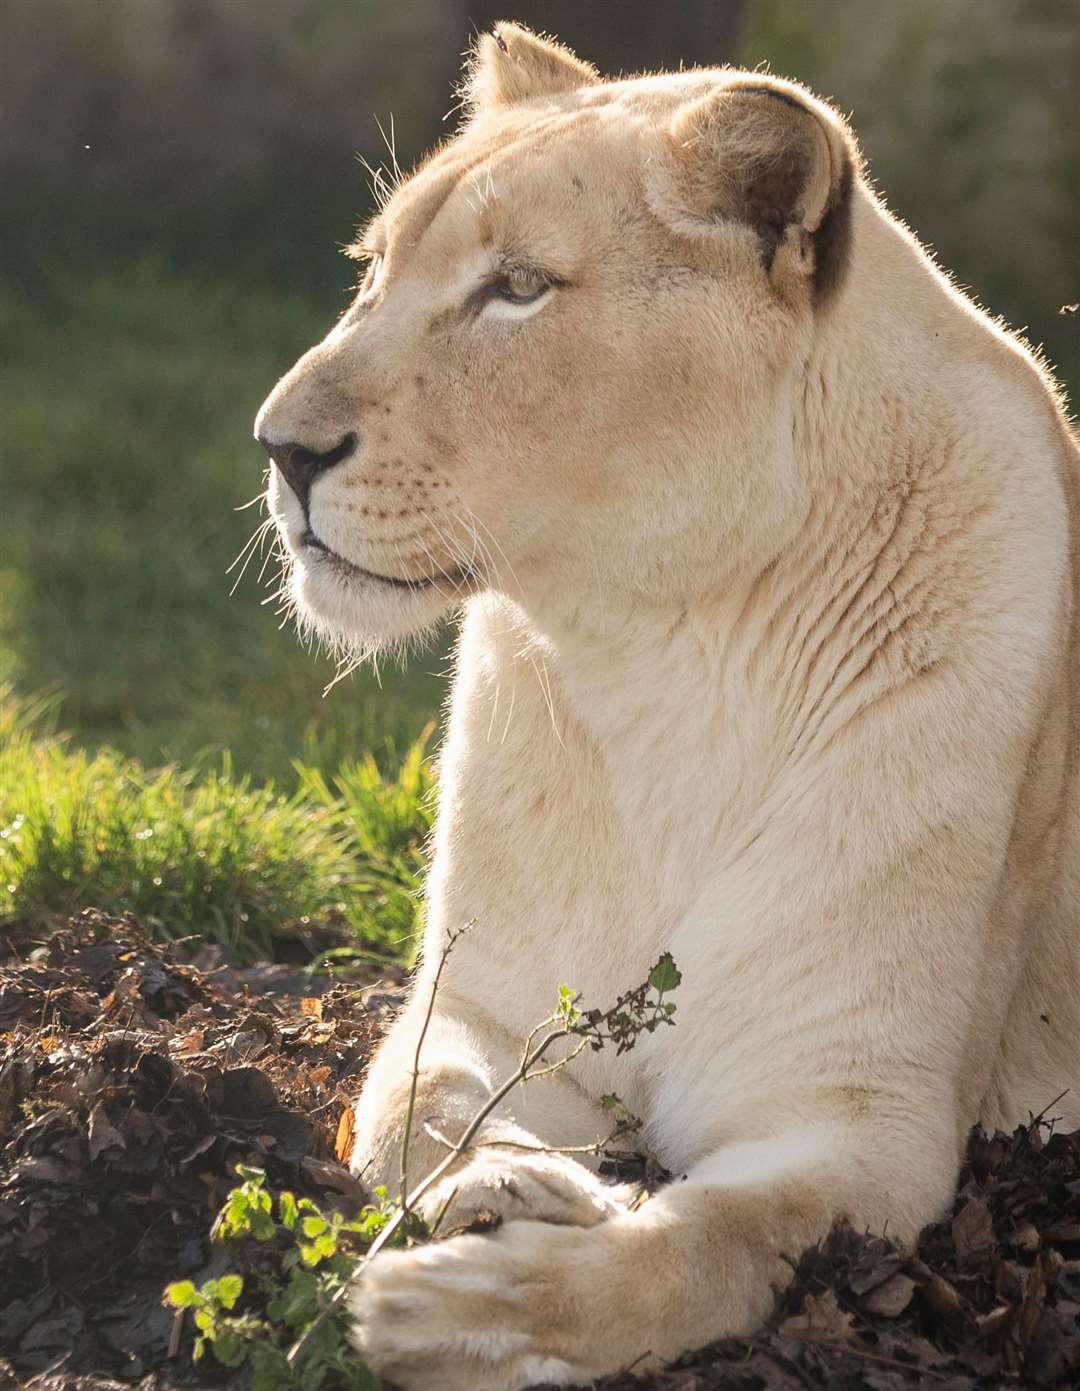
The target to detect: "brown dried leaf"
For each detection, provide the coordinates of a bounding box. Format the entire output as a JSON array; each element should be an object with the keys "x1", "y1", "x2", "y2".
[
  {"x1": 335, "y1": 1104, "x2": 356, "y2": 1164},
  {"x1": 859, "y1": 1272, "x2": 916, "y2": 1318},
  {"x1": 779, "y1": 1290, "x2": 855, "y2": 1343},
  {"x1": 976, "y1": 1304, "x2": 1015, "y2": 1338},
  {"x1": 301, "y1": 1155, "x2": 368, "y2": 1199},
  {"x1": 1005, "y1": 1220, "x2": 1041, "y2": 1253},
  {"x1": 916, "y1": 1270, "x2": 970, "y2": 1327},
  {"x1": 952, "y1": 1197, "x2": 994, "y2": 1269},
  {"x1": 171, "y1": 1028, "x2": 205, "y2": 1055},
  {"x1": 4, "y1": 1155, "x2": 81, "y2": 1187},
  {"x1": 0, "y1": 1060, "x2": 15, "y2": 1139},
  {"x1": 86, "y1": 1103, "x2": 126, "y2": 1162},
  {"x1": 847, "y1": 1239, "x2": 907, "y2": 1295}
]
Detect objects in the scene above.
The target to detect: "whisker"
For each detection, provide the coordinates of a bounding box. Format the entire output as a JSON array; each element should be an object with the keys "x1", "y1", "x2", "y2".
[
  {"x1": 486, "y1": 679, "x2": 501, "y2": 742},
  {"x1": 323, "y1": 652, "x2": 363, "y2": 697},
  {"x1": 374, "y1": 113, "x2": 402, "y2": 186},
  {"x1": 358, "y1": 155, "x2": 392, "y2": 211},
  {"x1": 463, "y1": 506, "x2": 527, "y2": 602},
  {"x1": 412, "y1": 512, "x2": 477, "y2": 597},
  {"x1": 429, "y1": 513, "x2": 483, "y2": 590},
  {"x1": 500, "y1": 683, "x2": 517, "y2": 745},
  {"x1": 394, "y1": 535, "x2": 455, "y2": 605},
  {"x1": 255, "y1": 526, "x2": 283, "y2": 585},
  {"x1": 452, "y1": 503, "x2": 563, "y2": 747},
  {"x1": 234, "y1": 484, "x2": 268, "y2": 513},
  {"x1": 226, "y1": 516, "x2": 273, "y2": 576},
  {"x1": 227, "y1": 517, "x2": 277, "y2": 594},
  {"x1": 446, "y1": 506, "x2": 493, "y2": 584}
]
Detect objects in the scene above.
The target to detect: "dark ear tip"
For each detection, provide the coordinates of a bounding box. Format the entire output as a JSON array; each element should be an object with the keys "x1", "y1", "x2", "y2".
[
  {"x1": 493, "y1": 26, "x2": 509, "y2": 53},
  {"x1": 733, "y1": 83, "x2": 807, "y2": 114}
]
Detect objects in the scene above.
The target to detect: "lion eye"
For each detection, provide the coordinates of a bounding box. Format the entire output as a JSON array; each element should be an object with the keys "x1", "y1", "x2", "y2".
[{"x1": 491, "y1": 269, "x2": 550, "y2": 305}]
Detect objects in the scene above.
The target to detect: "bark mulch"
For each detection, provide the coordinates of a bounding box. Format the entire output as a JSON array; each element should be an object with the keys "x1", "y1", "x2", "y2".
[{"x1": 2, "y1": 911, "x2": 1080, "y2": 1390}]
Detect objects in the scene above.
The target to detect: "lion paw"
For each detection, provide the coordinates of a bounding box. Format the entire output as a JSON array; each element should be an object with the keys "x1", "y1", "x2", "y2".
[
  {"x1": 350, "y1": 1222, "x2": 600, "y2": 1391},
  {"x1": 416, "y1": 1147, "x2": 631, "y2": 1234}
]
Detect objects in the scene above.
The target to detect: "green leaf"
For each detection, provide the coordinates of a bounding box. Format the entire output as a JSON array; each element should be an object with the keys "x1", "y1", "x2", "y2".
[
  {"x1": 556, "y1": 983, "x2": 581, "y2": 1025},
  {"x1": 251, "y1": 1210, "x2": 277, "y2": 1241},
  {"x1": 282, "y1": 1268, "x2": 321, "y2": 1327},
  {"x1": 301, "y1": 1215, "x2": 329, "y2": 1238},
  {"x1": 212, "y1": 1189, "x2": 250, "y2": 1240},
  {"x1": 279, "y1": 1190, "x2": 299, "y2": 1230},
  {"x1": 206, "y1": 1274, "x2": 243, "y2": 1310},
  {"x1": 600, "y1": 1093, "x2": 621, "y2": 1111},
  {"x1": 300, "y1": 1353, "x2": 330, "y2": 1391},
  {"x1": 164, "y1": 1280, "x2": 204, "y2": 1309},
  {"x1": 347, "y1": 1358, "x2": 385, "y2": 1391},
  {"x1": 194, "y1": 1309, "x2": 215, "y2": 1335},
  {"x1": 298, "y1": 1228, "x2": 338, "y2": 1267},
  {"x1": 648, "y1": 953, "x2": 682, "y2": 995},
  {"x1": 250, "y1": 1342, "x2": 292, "y2": 1391},
  {"x1": 212, "y1": 1328, "x2": 250, "y2": 1368},
  {"x1": 303, "y1": 1318, "x2": 344, "y2": 1373}
]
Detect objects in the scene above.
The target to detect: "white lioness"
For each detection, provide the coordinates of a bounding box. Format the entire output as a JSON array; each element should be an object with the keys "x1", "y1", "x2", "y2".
[{"x1": 255, "y1": 23, "x2": 1080, "y2": 1390}]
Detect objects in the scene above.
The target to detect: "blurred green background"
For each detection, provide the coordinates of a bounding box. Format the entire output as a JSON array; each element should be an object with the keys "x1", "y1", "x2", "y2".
[{"x1": 1, "y1": 0, "x2": 1077, "y2": 954}]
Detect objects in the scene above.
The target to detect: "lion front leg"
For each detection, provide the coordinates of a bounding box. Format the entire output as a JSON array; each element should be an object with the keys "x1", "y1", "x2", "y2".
[
  {"x1": 351, "y1": 989, "x2": 631, "y2": 1232},
  {"x1": 350, "y1": 1109, "x2": 960, "y2": 1391}
]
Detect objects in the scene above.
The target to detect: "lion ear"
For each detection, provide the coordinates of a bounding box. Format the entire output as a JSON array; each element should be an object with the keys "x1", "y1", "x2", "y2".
[
  {"x1": 464, "y1": 22, "x2": 599, "y2": 111},
  {"x1": 664, "y1": 79, "x2": 857, "y2": 302}
]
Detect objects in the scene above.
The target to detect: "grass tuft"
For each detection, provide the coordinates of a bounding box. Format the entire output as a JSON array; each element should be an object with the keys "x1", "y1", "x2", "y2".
[
  {"x1": 295, "y1": 725, "x2": 435, "y2": 964},
  {"x1": 0, "y1": 690, "x2": 431, "y2": 962}
]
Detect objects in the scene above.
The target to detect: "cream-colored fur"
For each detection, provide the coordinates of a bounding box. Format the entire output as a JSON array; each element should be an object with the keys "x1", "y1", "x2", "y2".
[{"x1": 254, "y1": 24, "x2": 1080, "y2": 1390}]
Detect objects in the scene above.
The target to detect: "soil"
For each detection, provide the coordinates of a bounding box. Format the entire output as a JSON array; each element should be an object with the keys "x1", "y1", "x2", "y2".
[{"x1": 2, "y1": 911, "x2": 1079, "y2": 1390}]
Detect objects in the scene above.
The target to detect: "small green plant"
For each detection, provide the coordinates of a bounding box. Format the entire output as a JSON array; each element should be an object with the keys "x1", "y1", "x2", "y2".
[
  {"x1": 283, "y1": 945, "x2": 684, "y2": 1370},
  {"x1": 564, "y1": 952, "x2": 682, "y2": 1055},
  {"x1": 164, "y1": 1274, "x2": 250, "y2": 1370},
  {"x1": 165, "y1": 1166, "x2": 414, "y2": 1391},
  {"x1": 600, "y1": 1091, "x2": 644, "y2": 1142},
  {"x1": 166, "y1": 949, "x2": 682, "y2": 1387}
]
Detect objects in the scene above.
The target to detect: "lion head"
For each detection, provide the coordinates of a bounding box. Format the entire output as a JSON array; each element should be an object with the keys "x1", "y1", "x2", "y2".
[{"x1": 254, "y1": 24, "x2": 857, "y2": 652}]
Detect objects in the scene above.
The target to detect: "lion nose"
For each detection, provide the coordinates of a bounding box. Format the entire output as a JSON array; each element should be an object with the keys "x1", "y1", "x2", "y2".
[{"x1": 258, "y1": 432, "x2": 357, "y2": 513}]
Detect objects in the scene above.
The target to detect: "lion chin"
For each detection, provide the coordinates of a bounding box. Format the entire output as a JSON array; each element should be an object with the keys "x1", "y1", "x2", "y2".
[{"x1": 254, "y1": 21, "x2": 1080, "y2": 1391}]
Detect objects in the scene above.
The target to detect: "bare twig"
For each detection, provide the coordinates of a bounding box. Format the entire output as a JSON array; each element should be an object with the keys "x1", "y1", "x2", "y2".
[
  {"x1": 167, "y1": 1308, "x2": 184, "y2": 1360},
  {"x1": 426, "y1": 1183, "x2": 460, "y2": 1240},
  {"x1": 285, "y1": 1017, "x2": 575, "y2": 1368},
  {"x1": 399, "y1": 920, "x2": 473, "y2": 1222}
]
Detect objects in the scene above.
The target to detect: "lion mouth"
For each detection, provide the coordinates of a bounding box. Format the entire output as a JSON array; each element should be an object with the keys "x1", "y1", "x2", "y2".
[{"x1": 301, "y1": 530, "x2": 471, "y2": 593}]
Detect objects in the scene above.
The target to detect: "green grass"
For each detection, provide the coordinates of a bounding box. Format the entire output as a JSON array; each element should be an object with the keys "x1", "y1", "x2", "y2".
[
  {"x1": 0, "y1": 248, "x2": 446, "y2": 785},
  {"x1": 0, "y1": 690, "x2": 432, "y2": 962},
  {"x1": 296, "y1": 732, "x2": 435, "y2": 958}
]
